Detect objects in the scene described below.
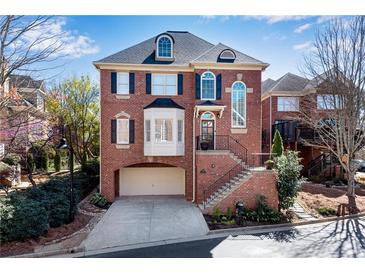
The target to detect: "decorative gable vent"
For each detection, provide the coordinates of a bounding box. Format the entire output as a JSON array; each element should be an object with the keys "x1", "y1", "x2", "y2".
[{"x1": 219, "y1": 49, "x2": 236, "y2": 61}]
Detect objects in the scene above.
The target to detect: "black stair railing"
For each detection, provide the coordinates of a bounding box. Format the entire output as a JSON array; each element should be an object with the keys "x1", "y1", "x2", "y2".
[{"x1": 308, "y1": 153, "x2": 338, "y2": 177}]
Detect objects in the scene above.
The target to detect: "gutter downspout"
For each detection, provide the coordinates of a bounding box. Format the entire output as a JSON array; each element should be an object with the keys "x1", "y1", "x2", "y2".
[
  {"x1": 269, "y1": 96, "x2": 272, "y2": 152},
  {"x1": 192, "y1": 107, "x2": 196, "y2": 203}
]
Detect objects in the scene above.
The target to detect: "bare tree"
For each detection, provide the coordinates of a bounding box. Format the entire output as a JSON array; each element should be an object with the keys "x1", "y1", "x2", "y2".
[{"x1": 298, "y1": 16, "x2": 365, "y2": 213}]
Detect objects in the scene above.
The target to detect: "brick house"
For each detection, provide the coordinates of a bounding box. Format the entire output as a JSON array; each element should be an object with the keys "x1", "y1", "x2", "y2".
[
  {"x1": 95, "y1": 31, "x2": 278, "y2": 211},
  {"x1": 261, "y1": 72, "x2": 340, "y2": 177}
]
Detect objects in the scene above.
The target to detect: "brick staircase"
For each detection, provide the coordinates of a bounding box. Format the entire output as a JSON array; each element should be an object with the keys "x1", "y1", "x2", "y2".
[{"x1": 200, "y1": 168, "x2": 252, "y2": 210}]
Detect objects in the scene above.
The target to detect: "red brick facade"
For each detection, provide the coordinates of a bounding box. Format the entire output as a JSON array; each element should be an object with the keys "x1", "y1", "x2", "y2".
[
  {"x1": 100, "y1": 68, "x2": 264, "y2": 202},
  {"x1": 204, "y1": 170, "x2": 278, "y2": 213}
]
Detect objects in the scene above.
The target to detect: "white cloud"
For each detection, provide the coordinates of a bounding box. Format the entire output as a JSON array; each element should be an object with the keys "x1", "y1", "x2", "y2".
[
  {"x1": 294, "y1": 23, "x2": 311, "y2": 33},
  {"x1": 251, "y1": 16, "x2": 311, "y2": 24},
  {"x1": 316, "y1": 16, "x2": 338, "y2": 24},
  {"x1": 293, "y1": 41, "x2": 316, "y2": 52},
  {"x1": 21, "y1": 17, "x2": 99, "y2": 58}
]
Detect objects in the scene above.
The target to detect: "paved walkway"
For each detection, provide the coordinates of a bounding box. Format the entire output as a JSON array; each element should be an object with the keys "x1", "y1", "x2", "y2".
[
  {"x1": 82, "y1": 196, "x2": 209, "y2": 251},
  {"x1": 290, "y1": 201, "x2": 317, "y2": 221}
]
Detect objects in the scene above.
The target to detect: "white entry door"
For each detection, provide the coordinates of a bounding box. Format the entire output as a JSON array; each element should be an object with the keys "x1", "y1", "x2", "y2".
[{"x1": 120, "y1": 167, "x2": 185, "y2": 196}]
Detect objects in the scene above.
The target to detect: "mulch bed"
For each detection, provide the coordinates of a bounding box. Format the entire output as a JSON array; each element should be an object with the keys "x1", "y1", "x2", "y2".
[
  {"x1": 204, "y1": 214, "x2": 290, "y2": 230},
  {"x1": 0, "y1": 213, "x2": 92, "y2": 257},
  {"x1": 298, "y1": 183, "x2": 365, "y2": 217}
]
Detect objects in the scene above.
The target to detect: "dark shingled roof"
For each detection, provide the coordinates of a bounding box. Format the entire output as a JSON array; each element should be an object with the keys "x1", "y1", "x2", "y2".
[
  {"x1": 193, "y1": 43, "x2": 266, "y2": 65},
  {"x1": 95, "y1": 31, "x2": 267, "y2": 66},
  {"x1": 9, "y1": 75, "x2": 43, "y2": 90},
  {"x1": 261, "y1": 78, "x2": 276, "y2": 94},
  {"x1": 262, "y1": 73, "x2": 309, "y2": 94},
  {"x1": 144, "y1": 98, "x2": 185, "y2": 110}
]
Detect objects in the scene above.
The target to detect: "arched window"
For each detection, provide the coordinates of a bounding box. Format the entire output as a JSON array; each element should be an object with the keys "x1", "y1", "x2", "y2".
[
  {"x1": 219, "y1": 49, "x2": 236, "y2": 60},
  {"x1": 201, "y1": 111, "x2": 215, "y2": 120},
  {"x1": 157, "y1": 35, "x2": 173, "y2": 58},
  {"x1": 201, "y1": 71, "x2": 216, "y2": 100},
  {"x1": 231, "y1": 81, "x2": 246, "y2": 128}
]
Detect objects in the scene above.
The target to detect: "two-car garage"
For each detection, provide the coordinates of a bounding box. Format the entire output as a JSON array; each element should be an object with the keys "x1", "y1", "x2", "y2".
[{"x1": 119, "y1": 167, "x2": 185, "y2": 196}]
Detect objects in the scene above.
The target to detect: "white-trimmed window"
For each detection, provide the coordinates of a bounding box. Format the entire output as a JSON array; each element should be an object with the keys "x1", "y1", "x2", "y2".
[
  {"x1": 317, "y1": 94, "x2": 342, "y2": 110},
  {"x1": 145, "y1": 120, "x2": 151, "y2": 142},
  {"x1": 178, "y1": 120, "x2": 184, "y2": 143},
  {"x1": 277, "y1": 97, "x2": 299, "y2": 112},
  {"x1": 117, "y1": 72, "x2": 129, "y2": 94},
  {"x1": 117, "y1": 119, "x2": 129, "y2": 144},
  {"x1": 231, "y1": 81, "x2": 246, "y2": 128},
  {"x1": 155, "y1": 119, "x2": 173, "y2": 143},
  {"x1": 201, "y1": 71, "x2": 215, "y2": 100},
  {"x1": 152, "y1": 74, "x2": 177, "y2": 95},
  {"x1": 157, "y1": 35, "x2": 173, "y2": 58}
]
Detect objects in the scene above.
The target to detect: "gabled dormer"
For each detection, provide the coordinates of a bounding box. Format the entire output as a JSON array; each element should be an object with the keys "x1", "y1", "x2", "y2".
[{"x1": 155, "y1": 33, "x2": 175, "y2": 61}]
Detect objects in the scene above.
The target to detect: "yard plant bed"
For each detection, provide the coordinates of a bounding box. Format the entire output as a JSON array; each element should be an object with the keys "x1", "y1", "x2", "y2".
[
  {"x1": 204, "y1": 214, "x2": 290, "y2": 230},
  {"x1": 298, "y1": 183, "x2": 365, "y2": 217},
  {"x1": 0, "y1": 213, "x2": 92, "y2": 257}
]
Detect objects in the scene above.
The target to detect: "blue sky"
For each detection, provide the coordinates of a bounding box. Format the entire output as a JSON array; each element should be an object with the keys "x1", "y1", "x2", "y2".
[{"x1": 36, "y1": 15, "x2": 339, "y2": 86}]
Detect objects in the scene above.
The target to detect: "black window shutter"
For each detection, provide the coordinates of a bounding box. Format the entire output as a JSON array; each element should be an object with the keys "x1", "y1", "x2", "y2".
[
  {"x1": 195, "y1": 73, "x2": 201, "y2": 99},
  {"x1": 129, "y1": 120, "x2": 135, "y2": 144},
  {"x1": 146, "y1": 73, "x2": 151, "y2": 94},
  {"x1": 111, "y1": 119, "x2": 116, "y2": 143},
  {"x1": 178, "y1": 74, "x2": 183, "y2": 95},
  {"x1": 111, "y1": 72, "x2": 117, "y2": 94},
  {"x1": 129, "y1": 73, "x2": 135, "y2": 94},
  {"x1": 216, "y1": 74, "x2": 222, "y2": 100}
]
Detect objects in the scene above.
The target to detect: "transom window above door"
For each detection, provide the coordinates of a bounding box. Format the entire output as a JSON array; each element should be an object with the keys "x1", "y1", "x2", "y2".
[
  {"x1": 152, "y1": 74, "x2": 177, "y2": 95},
  {"x1": 201, "y1": 71, "x2": 216, "y2": 100}
]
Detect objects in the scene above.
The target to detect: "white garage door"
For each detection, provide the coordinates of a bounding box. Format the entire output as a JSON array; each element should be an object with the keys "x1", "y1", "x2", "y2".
[{"x1": 120, "y1": 167, "x2": 185, "y2": 196}]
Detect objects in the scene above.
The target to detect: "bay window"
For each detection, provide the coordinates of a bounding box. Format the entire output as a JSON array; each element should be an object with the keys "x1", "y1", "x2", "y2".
[{"x1": 155, "y1": 119, "x2": 173, "y2": 143}]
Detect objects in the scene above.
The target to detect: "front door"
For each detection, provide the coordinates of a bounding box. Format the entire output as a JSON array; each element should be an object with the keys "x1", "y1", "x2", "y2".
[{"x1": 201, "y1": 120, "x2": 215, "y2": 149}]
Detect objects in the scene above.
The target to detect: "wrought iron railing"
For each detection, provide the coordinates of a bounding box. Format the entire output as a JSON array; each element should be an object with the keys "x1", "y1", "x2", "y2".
[
  {"x1": 196, "y1": 135, "x2": 248, "y2": 164},
  {"x1": 308, "y1": 153, "x2": 338, "y2": 177}
]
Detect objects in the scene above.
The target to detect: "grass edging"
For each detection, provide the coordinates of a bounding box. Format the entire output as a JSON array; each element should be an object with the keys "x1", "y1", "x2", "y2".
[{"x1": 207, "y1": 212, "x2": 365, "y2": 235}]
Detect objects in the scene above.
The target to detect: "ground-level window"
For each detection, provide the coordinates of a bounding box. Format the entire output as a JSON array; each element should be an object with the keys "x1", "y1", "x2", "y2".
[
  {"x1": 231, "y1": 81, "x2": 246, "y2": 128},
  {"x1": 117, "y1": 119, "x2": 129, "y2": 144},
  {"x1": 152, "y1": 74, "x2": 177, "y2": 95},
  {"x1": 277, "y1": 97, "x2": 299, "y2": 112},
  {"x1": 178, "y1": 120, "x2": 184, "y2": 143},
  {"x1": 155, "y1": 119, "x2": 173, "y2": 143}
]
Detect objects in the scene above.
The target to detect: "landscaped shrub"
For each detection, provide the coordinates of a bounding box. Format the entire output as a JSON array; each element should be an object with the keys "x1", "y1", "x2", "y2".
[
  {"x1": 0, "y1": 196, "x2": 49, "y2": 242},
  {"x1": 81, "y1": 158, "x2": 100, "y2": 176},
  {"x1": 275, "y1": 150, "x2": 303, "y2": 210},
  {"x1": 2, "y1": 153, "x2": 21, "y2": 166},
  {"x1": 54, "y1": 152, "x2": 61, "y2": 172},
  {"x1": 317, "y1": 207, "x2": 337, "y2": 216},
  {"x1": 90, "y1": 192, "x2": 108, "y2": 208},
  {"x1": 212, "y1": 207, "x2": 221, "y2": 222},
  {"x1": 254, "y1": 195, "x2": 282, "y2": 223},
  {"x1": 271, "y1": 130, "x2": 284, "y2": 158}
]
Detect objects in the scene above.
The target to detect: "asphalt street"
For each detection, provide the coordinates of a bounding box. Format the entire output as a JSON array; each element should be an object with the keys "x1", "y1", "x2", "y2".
[{"x1": 82, "y1": 217, "x2": 365, "y2": 258}]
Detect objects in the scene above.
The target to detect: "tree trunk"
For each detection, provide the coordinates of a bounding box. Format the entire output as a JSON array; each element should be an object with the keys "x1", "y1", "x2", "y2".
[{"x1": 347, "y1": 175, "x2": 359, "y2": 214}]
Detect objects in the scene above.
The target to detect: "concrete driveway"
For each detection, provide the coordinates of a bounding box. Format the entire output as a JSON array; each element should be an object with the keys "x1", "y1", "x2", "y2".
[{"x1": 82, "y1": 196, "x2": 209, "y2": 251}]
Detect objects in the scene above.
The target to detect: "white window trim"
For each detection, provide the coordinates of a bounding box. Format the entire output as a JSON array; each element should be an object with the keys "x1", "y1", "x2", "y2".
[
  {"x1": 116, "y1": 118, "x2": 129, "y2": 145},
  {"x1": 155, "y1": 119, "x2": 174, "y2": 144},
  {"x1": 156, "y1": 35, "x2": 173, "y2": 59},
  {"x1": 152, "y1": 73, "x2": 178, "y2": 96},
  {"x1": 277, "y1": 96, "x2": 300, "y2": 112},
  {"x1": 117, "y1": 72, "x2": 129, "y2": 95},
  {"x1": 231, "y1": 81, "x2": 247, "y2": 128},
  {"x1": 201, "y1": 71, "x2": 216, "y2": 100}
]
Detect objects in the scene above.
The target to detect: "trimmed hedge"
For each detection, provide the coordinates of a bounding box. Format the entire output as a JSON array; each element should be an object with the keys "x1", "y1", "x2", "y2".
[
  {"x1": 0, "y1": 196, "x2": 49, "y2": 242},
  {"x1": 0, "y1": 170, "x2": 98, "y2": 243}
]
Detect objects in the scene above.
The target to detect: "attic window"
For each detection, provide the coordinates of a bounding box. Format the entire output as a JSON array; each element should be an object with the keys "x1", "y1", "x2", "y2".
[
  {"x1": 219, "y1": 49, "x2": 236, "y2": 60},
  {"x1": 156, "y1": 35, "x2": 173, "y2": 59}
]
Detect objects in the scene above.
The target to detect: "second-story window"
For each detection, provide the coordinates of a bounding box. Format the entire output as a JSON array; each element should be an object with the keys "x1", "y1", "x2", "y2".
[
  {"x1": 157, "y1": 36, "x2": 173, "y2": 58},
  {"x1": 152, "y1": 74, "x2": 177, "y2": 95},
  {"x1": 117, "y1": 72, "x2": 129, "y2": 94},
  {"x1": 117, "y1": 118, "x2": 129, "y2": 144},
  {"x1": 317, "y1": 94, "x2": 342, "y2": 110},
  {"x1": 201, "y1": 71, "x2": 215, "y2": 100},
  {"x1": 277, "y1": 97, "x2": 299, "y2": 112},
  {"x1": 231, "y1": 81, "x2": 246, "y2": 128}
]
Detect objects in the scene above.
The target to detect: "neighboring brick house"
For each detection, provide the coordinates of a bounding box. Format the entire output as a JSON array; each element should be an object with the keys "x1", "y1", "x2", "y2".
[
  {"x1": 0, "y1": 75, "x2": 48, "y2": 156},
  {"x1": 261, "y1": 72, "x2": 339, "y2": 176},
  {"x1": 95, "y1": 31, "x2": 278, "y2": 211}
]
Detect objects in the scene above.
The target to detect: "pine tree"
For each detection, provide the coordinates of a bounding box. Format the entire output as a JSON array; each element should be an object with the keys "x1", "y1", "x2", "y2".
[{"x1": 272, "y1": 130, "x2": 284, "y2": 157}]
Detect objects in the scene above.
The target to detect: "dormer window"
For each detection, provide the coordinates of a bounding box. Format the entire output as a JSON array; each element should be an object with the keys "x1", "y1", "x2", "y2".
[
  {"x1": 156, "y1": 35, "x2": 173, "y2": 58},
  {"x1": 219, "y1": 49, "x2": 236, "y2": 61}
]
